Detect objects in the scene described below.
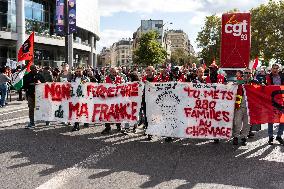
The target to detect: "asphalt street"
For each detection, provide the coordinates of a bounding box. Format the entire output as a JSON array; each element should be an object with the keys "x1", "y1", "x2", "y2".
[{"x1": 0, "y1": 94, "x2": 283, "y2": 189}]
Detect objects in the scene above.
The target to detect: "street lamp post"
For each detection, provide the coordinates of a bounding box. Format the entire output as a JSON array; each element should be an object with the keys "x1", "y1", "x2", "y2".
[{"x1": 64, "y1": 0, "x2": 73, "y2": 68}]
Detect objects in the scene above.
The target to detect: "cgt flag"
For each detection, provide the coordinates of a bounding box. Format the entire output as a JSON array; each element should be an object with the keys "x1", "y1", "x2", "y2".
[
  {"x1": 221, "y1": 13, "x2": 251, "y2": 68},
  {"x1": 12, "y1": 32, "x2": 34, "y2": 90},
  {"x1": 245, "y1": 85, "x2": 284, "y2": 124}
]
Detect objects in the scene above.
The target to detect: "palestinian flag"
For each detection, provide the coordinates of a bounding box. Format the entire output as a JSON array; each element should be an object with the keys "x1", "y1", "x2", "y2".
[{"x1": 12, "y1": 32, "x2": 34, "y2": 90}]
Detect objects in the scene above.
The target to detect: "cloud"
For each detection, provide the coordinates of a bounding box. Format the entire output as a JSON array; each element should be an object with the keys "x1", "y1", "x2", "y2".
[
  {"x1": 99, "y1": 0, "x2": 269, "y2": 16},
  {"x1": 97, "y1": 0, "x2": 270, "y2": 51},
  {"x1": 199, "y1": 0, "x2": 269, "y2": 14},
  {"x1": 97, "y1": 29, "x2": 133, "y2": 51},
  {"x1": 99, "y1": 0, "x2": 203, "y2": 16}
]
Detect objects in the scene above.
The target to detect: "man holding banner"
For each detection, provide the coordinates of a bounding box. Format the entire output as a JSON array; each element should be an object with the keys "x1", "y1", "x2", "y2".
[
  {"x1": 101, "y1": 67, "x2": 124, "y2": 134},
  {"x1": 266, "y1": 64, "x2": 284, "y2": 145},
  {"x1": 232, "y1": 68, "x2": 256, "y2": 146},
  {"x1": 23, "y1": 65, "x2": 45, "y2": 129},
  {"x1": 71, "y1": 66, "x2": 90, "y2": 131}
]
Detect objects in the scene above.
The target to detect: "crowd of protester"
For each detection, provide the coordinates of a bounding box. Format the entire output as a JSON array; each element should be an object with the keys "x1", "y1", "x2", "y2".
[{"x1": 0, "y1": 62, "x2": 283, "y2": 146}]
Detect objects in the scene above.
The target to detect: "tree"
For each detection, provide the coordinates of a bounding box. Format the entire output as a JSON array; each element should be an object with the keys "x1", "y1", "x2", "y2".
[
  {"x1": 171, "y1": 48, "x2": 199, "y2": 66},
  {"x1": 251, "y1": 0, "x2": 284, "y2": 65},
  {"x1": 196, "y1": 15, "x2": 221, "y2": 66},
  {"x1": 170, "y1": 48, "x2": 189, "y2": 65},
  {"x1": 133, "y1": 31, "x2": 167, "y2": 66},
  {"x1": 196, "y1": 3, "x2": 284, "y2": 66}
]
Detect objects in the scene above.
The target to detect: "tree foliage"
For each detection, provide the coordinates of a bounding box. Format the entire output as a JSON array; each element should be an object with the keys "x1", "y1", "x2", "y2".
[
  {"x1": 196, "y1": 1, "x2": 284, "y2": 65},
  {"x1": 196, "y1": 15, "x2": 221, "y2": 66},
  {"x1": 170, "y1": 48, "x2": 189, "y2": 65},
  {"x1": 171, "y1": 48, "x2": 199, "y2": 66},
  {"x1": 133, "y1": 31, "x2": 167, "y2": 66},
  {"x1": 251, "y1": 0, "x2": 284, "y2": 65}
]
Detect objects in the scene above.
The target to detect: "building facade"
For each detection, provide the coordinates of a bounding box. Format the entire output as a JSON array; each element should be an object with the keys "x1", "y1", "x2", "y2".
[
  {"x1": 0, "y1": 0, "x2": 100, "y2": 68},
  {"x1": 133, "y1": 19, "x2": 171, "y2": 59},
  {"x1": 166, "y1": 30, "x2": 195, "y2": 55},
  {"x1": 109, "y1": 39, "x2": 133, "y2": 67},
  {"x1": 99, "y1": 47, "x2": 111, "y2": 67}
]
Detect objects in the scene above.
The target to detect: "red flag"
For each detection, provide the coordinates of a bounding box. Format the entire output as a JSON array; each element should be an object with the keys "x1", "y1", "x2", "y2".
[
  {"x1": 26, "y1": 58, "x2": 33, "y2": 72},
  {"x1": 18, "y1": 32, "x2": 34, "y2": 62},
  {"x1": 252, "y1": 56, "x2": 259, "y2": 69},
  {"x1": 221, "y1": 13, "x2": 251, "y2": 68},
  {"x1": 245, "y1": 85, "x2": 284, "y2": 124}
]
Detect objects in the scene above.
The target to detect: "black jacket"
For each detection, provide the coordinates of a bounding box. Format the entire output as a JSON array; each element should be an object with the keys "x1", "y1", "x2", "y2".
[{"x1": 23, "y1": 72, "x2": 45, "y2": 97}]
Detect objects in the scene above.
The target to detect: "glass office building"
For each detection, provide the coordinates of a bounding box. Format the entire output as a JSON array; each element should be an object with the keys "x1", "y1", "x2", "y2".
[{"x1": 0, "y1": 0, "x2": 100, "y2": 68}]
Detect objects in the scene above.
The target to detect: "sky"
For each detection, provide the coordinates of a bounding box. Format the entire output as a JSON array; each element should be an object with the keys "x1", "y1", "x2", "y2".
[{"x1": 97, "y1": 0, "x2": 269, "y2": 52}]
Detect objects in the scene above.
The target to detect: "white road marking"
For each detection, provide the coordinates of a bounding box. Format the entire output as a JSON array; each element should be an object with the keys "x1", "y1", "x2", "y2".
[
  {"x1": 1, "y1": 116, "x2": 29, "y2": 123},
  {"x1": 0, "y1": 108, "x2": 29, "y2": 116}
]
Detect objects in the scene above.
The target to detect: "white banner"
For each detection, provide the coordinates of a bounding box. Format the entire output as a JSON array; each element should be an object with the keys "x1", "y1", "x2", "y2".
[
  {"x1": 145, "y1": 82, "x2": 238, "y2": 139},
  {"x1": 35, "y1": 82, "x2": 144, "y2": 124}
]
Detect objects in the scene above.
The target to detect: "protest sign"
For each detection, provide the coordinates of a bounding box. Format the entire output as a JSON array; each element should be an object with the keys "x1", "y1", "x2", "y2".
[
  {"x1": 221, "y1": 13, "x2": 251, "y2": 68},
  {"x1": 245, "y1": 85, "x2": 284, "y2": 124},
  {"x1": 145, "y1": 82, "x2": 238, "y2": 139},
  {"x1": 35, "y1": 82, "x2": 144, "y2": 124}
]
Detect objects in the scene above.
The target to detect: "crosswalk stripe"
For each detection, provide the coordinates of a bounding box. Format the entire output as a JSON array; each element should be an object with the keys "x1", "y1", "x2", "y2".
[
  {"x1": 0, "y1": 116, "x2": 29, "y2": 128},
  {"x1": 0, "y1": 108, "x2": 29, "y2": 116},
  {"x1": 1, "y1": 116, "x2": 29, "y2": 123}
]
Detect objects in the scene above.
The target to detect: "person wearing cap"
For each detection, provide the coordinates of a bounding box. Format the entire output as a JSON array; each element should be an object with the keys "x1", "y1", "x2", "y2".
[
  {"x1": 205, "y1": 62, "x2": 226, "y2": 84},
  {"x1": 23, "y1": 65, "x2": 45, "y2": 129},
  {"x1": 265, "y1": 64, "x2": 284, "y2": 145}
]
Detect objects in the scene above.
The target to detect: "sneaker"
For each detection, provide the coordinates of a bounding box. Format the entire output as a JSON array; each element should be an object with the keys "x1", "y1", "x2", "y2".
[
  {"x1": 83, "y1": 123, "x2": 89, "y2": 128},
  {"x1": 276, "y1": 136, "x2": 284, "y2": 145},
  {"x1": 116, "y1": 127, "x2": 121, "y2": 132},
  {"x1": 101, "y1": 128, "x2": 111, "y2": 135},
  {"x1": 72, "y1": 123, "x2": 80, "y2": 132},
  {"x1": 147, "y1": 134, "x2": 152, "y2": 141},
  {"x1": 165, "y1": 137, "x2": 173, "y2": 143},
  {"x1": 247, "y1": 131, "x2": 255, "y2": 138},
  {"x1": 46, "y1": 122, "x2": 50, "y2": 126},
  {"x1": 213, "y1": 139, "x2": 220, "y2": 144},
  {"x1": 121, "y1": 128, "x2": 130, "y2": 135},
  {"x1": 71, "y1": 127, "x2": 78, "y2": 132},
  {"x1": 233, "y1": 137, "x2": 238, "y2": 145},
  {"x1": 268, "y1": 136, "x2": 274, "y2": 145},
  {"x1": 241, "y1": 138, "x2": 247, "y2": 146},
  {"x1": 25, "y1": 123, "x2": 35, "y2": 129}
]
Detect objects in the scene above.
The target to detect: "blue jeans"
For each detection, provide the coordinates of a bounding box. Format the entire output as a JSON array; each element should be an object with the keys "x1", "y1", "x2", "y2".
[
  {"x1": 0, "y1": 83, "x2": 8, "y2": 106},
  {"x1": 268, "y1": 123, "x2": 284, "y2": 137}
]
